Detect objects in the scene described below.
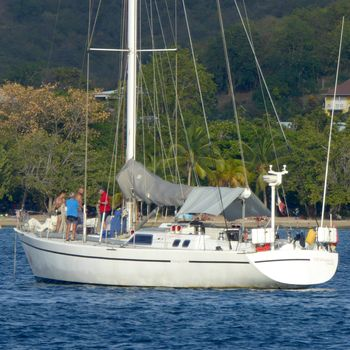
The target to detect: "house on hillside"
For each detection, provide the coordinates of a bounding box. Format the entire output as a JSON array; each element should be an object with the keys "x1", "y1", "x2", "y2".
[
  {"x1": 324, "y1": 79, "x2": 350, "y2": 114},
  {"x1": 94, "y1": 90, "x2": 118, "y2": 100}
]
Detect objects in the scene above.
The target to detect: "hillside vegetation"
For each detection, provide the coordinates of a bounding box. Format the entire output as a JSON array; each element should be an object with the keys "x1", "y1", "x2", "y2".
[
  {"x1": 0, "y1": 1, "x2": 341, "y2": 94},
  {"x1": 1, "y1": 0, "x2": 350, "y2": 218}
]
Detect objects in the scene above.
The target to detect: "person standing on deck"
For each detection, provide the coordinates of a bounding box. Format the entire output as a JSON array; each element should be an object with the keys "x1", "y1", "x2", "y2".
[
  {"x1": 53, "y1": 191, "x2": 66, "y2": 233},
  {"x1": 65, "y1": 192, "x2": 79, "y2": 241},
  {"x1": 98, "y1": 188, "x2": 111, "y2": 230}
]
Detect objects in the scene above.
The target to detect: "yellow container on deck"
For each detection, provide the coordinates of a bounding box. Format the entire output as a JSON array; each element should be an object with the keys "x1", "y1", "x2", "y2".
[{"x1": 306, "y1": 228, "x2": 316, "y2": 245}]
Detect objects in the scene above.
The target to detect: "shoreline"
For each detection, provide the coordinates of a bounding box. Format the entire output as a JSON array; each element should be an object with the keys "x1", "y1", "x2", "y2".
[{"x1": 1, "y1": 215, "x2": 350, "y2": 229}]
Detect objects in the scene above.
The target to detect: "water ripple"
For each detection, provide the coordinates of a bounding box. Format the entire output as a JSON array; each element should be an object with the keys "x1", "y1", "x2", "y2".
[{"x1": 0, "y1": 228, "x2": 349, "y2": 349}]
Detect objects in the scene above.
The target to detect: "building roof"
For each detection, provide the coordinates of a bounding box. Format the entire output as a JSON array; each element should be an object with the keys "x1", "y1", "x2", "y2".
[
  {"x1": 94, "y1": 90, "x2": 118, "y2": 100},
  {"x1": 325, "y1": 79, "x2": 350, "y2": 96}
]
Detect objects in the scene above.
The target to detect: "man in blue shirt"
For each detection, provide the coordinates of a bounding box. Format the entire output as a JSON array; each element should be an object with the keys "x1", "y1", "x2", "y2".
[{"x1": 65, "y1": 192, "x2": 79, "y2": 241}]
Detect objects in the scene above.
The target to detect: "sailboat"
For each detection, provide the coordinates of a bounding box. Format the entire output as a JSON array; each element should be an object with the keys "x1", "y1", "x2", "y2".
[{"x1": 15, "y1": 0, "x2": 338, "y2": 288}]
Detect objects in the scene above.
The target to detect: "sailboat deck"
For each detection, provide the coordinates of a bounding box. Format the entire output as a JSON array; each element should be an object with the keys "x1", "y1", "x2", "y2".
[
  {"x1": 30, "y1": 231, "x2": 127, "y2": 246},
  {"x1": 21, "y1": 228, "x2": 257, "y2": 253}
]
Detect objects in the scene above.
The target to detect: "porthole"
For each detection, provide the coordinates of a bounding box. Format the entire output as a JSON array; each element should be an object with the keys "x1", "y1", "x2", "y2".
[
  {"x1": 182, "y1": 240, "x2": 190, "y2": 248},
  {"x1": 172, "y1": 239, "x2": 181, "y2": 247}
]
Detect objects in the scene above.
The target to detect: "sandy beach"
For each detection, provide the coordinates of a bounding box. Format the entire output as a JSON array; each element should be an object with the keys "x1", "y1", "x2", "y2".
[
  {"x1": 0, "y1": 215, "x2": 46, "y2": 228},
  {"x1": 1, "y1": 214, "x2": 349, "y2": 229}
]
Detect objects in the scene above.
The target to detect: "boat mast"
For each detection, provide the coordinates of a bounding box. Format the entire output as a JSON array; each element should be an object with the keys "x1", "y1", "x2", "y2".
[
  {"x1": 123, "y1": 0, "x2": 176, "y2": 231},
  {"x1": 126, "y1": 0, "x2": 137, "y2": 162},
  {"x1": 126, "y1": 0, "x2": 138, "y2": 231}
]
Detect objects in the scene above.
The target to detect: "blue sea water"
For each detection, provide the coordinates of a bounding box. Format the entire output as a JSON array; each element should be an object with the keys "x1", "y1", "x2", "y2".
[{"x1": 0, "y1": 228, "x2": 349, "y2": 350}]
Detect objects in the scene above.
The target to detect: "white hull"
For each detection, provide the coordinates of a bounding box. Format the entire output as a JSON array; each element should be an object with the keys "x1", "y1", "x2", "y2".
[{"x1": 17, "y1": 230, "x2": 338, "y2": 289}]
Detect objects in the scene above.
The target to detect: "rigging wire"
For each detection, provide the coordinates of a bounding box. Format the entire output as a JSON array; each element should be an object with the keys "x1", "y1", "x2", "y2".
[
  {"x1": 138, "y1": 0, "x2": 149, "y2": 215},
  {"x1": 164, "y1": 0, "x2": 176, "y2": 43},
  {"x1": 112, "y1": 0, "x2": 128, "y2": 209},
  {"x1": 241, "y1": 0, "x2": 290, "y2": 216},
  {"x1": 156, "y1": 0, "x2": 227, "y2": 229},
  {"x1": 143, "y1": 0, "x2": 186, "y2": 184},
  {"x1": 155, "y1": 54, "x2": 177, "y2": 181},
  {"x1": 153, "y1": 0, "x2": 188, "y2": 198},
  {"x1": 149, "y1": 0, "x2": 158, "y2": 174},
  {"x1": 138, "y1": 57, "x2": 175, "y2": 180},
  {"x1": 139, "y1": 2, "x2": 146, "y2": 169},
  {"x1": 153, "y1": 1, "x2": 179, "y2": 182},
  {"x1": 155, "y1": 0, "x2": 232, "y2": 225},
  {"x1": 157, "y1": 4, "x2": 177, "y2": 182},
  {"x1": 216, "y1": 0, "x2": 248, "y2": 187},
  {"x1": 320, "y1": 16, "x2": 344, "y2": 227},
  {"x1": 146, "y1": 0, "x2": 199, "y2": 188},
  {"x1": 147, "y1": 0, "x2": 211, "y2": 187},
  {"x1": 100, "y1": 1, "x2": 129, "y2": 240},
  {"x1": 175, "y1": 86, "x2": 200, "y2": 186},
  {"x1": 88, "y1": 0, "x2": 103, "y2": 48},
  {"x1": 80, "y1": 0, "x2": 103, "y2": 81},
  {"x1": 143, "y1": 1, "x2": 170, "y2": 179},
  {"x1": 175, "y1": 0, "x2": 178, "y2": 188},
  {"x1": 45, "y1": 0, "x2": 62, "y2": 81},
  {"x1": 233, "y1": 0, "x2": 290, "y2": 151},
  {"x1": 84, "y1": 0, "x2": 128, "y2": 231},
  {"x1": 83, "y1": 0, "x2": 93, "y2": 243},
  {"x1": 101, "y1": 81, "x2": 126, "y2": 243},
  {"x1": 109, "y1": 0, "x2": 129, "y2": 210},
  {"x1": 111, "y1": 84, "x2": 125, "y2": 210},
  {"x1": 181, "y1": 0, "x2": 211, "y2": 145},
  {"x1": 153, "y1": 0, "x2": 186, "y2": 187}
]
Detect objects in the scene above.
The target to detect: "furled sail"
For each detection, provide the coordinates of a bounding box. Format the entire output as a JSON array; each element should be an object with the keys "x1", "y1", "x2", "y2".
[
  {"x1": 117, "y1": 160, "x2": 269, "y2": 220},
  {"x1": 176, "y1": 187, "x2": 270, "y2": 221},
  {"x1": 116, "y1": 159, "x2": 192, "y2": 207}
]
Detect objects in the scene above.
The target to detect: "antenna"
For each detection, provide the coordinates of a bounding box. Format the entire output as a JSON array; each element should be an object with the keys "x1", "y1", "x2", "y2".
[{"x1": 320, "y1": 17, "x2": 344, "y2": 228}]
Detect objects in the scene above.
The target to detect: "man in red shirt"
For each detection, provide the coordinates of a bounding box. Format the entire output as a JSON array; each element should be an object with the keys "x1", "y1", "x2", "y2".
[
  {"x1": 98, "y1": 188, "x2": 111, "y2": 233},
  {"x1": 98, "y1": 188, "x2": 111, "y2": 218}
]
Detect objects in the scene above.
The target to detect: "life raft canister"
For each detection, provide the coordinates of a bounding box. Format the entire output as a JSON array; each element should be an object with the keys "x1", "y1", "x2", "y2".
[
  {"x1": 306, "y1": 228, "x2": 316, "y2": 245},
  {"x1": 256, "y1": 243, "x2": 271, "y2": 252}
]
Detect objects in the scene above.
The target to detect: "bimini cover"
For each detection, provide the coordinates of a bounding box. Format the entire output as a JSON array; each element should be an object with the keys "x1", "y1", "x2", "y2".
[
  {"x1": 116, "y1": 159, "x2": 192, "y2": 207},
  {"x1": 176, "y1": 187, "x2": 270, "y2": 221}
]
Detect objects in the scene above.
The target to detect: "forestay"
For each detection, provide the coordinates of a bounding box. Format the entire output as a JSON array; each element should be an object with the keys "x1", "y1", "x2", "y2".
[{"x1": 177, "y1": 187, "x2": 270, "y2": 221}]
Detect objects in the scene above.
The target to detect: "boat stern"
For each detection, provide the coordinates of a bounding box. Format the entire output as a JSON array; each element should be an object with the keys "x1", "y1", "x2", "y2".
[{"x1": 247, "y1": 248, "x2": 338, "y2": 287}]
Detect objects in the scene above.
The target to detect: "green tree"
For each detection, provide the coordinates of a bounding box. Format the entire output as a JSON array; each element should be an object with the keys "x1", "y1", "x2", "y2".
[
  {"x1": 204, "y1": 23, "x2": 260, "y2": 92},
  {"x1": 207, "y1": 158, "x2": 246, "y2": 187},
  {"x1": 208, "y1": 120, "x2": 241, "y2": 159},
  {"x1": 326, "y1": 127, "x2": 350, "y2": 214},
  {"x1": 0, "y1": 145, "x2": 12, "y2": 201},
  {"x1": 244, "y1": 121, "x2": 283, "y2": 205},
  {"x1": 284, "y1": 110, "x2": 329, "y2": 216},
  {"x1": 0, "y1": 83, "x2": 111, "y2": 211},
  {"x1": 43, "y1": 67, "x2": 86, "y2": 90},
  {"x1": 171, "y1": 126, "x2": 217, "y2": 185},
  {"x1": 140, "y1": 49, "x2": 217, "y2": 120}
]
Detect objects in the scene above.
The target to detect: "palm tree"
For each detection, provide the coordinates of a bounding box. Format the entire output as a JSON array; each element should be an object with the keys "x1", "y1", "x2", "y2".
[
  {"x1": 244, "y1": 128, "x2": 276, "y2": 205},
  {"x1": 207, "y1": 158, "x2": 247, "y2": 187},
  {"x1": 171, "y1": 126, "x2": 217, "y2": 186},
  {"x1": 144, "y1": 152, "x2": 176, "y2": 183}
]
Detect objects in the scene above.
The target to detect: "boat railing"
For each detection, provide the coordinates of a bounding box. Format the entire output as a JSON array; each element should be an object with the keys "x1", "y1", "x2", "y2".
[{"x1": 16, "y1": 210, "x2": 30, "y2": 231}]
